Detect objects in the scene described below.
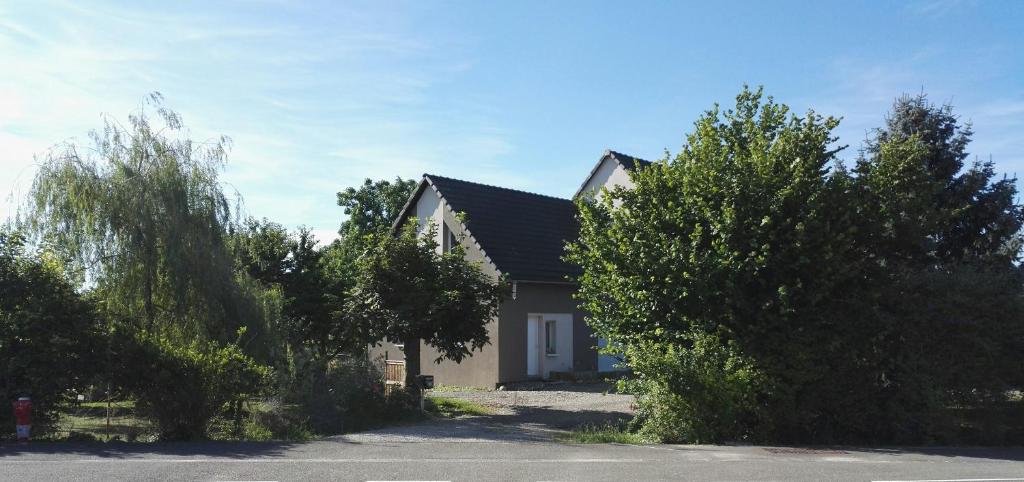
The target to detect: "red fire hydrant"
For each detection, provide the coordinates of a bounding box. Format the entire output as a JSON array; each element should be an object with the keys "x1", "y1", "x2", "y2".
[{"x1": 12, "y1": 397, "x2": 31, "y2": 441}]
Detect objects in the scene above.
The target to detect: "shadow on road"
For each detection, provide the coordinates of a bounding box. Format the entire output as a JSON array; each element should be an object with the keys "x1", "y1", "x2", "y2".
[
  {"x1": 334, "y1": 405, "x2": 632, "y2": 444},
  {"x1": 842, "y1": 445, "x2": 1024, "y2": 462},
  {"x1": 0, "y1": 440, "x2": 308, "y2": 458}
]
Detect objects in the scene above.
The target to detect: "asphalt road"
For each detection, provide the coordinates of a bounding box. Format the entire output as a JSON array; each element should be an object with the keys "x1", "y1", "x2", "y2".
[{"x1": 3, "y1": 437, "x2": 1024, "y2": 482}]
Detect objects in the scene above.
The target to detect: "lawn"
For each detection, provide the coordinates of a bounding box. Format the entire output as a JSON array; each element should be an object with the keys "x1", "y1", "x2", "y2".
[
  {"x1": 53, "y1": 400, "x2": 151, "y2": 442},
  {"x1": 425, "y1": 396, "x2": 494, "y2": 417},
  {"x1": 556, "y1": 422, "x2": 649, "y2": 444}
]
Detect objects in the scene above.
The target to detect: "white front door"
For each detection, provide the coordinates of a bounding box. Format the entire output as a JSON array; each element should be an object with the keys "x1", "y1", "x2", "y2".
[
  {"x1": 526, "y1": 316, "x2": 540, "y2": 377},
  {"x1": 527, "y1": 313, "x2": 573, "y2": 379}
]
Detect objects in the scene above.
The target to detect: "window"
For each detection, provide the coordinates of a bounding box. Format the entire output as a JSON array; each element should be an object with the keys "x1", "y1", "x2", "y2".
[
  {"x1": 545, "y1": 320, "x2": 557, "y2": 355},
  {"x1": 442, "y1": 222, "x2": 458, "y2": 252}
]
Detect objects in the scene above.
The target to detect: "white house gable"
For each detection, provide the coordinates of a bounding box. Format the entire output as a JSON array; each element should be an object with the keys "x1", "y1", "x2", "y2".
[
  {"x1": 408, "y1": 180, "x2": 501, "y2": 281},
  {"x1": 575, "y1": 150, "x2": 645, "y2": 201}
]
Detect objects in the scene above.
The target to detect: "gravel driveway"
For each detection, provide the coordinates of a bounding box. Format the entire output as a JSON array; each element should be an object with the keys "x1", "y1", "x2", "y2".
[
  {"x1": 338, "y1": 382, "x2": 635, "y2": 443},
  {"x1": 437, "y1": 382, "x2": 633, "y2": 423}
]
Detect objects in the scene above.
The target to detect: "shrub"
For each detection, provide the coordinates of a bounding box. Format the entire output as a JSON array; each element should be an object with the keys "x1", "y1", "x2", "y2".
[
  {"x1": 0, "y1": 230, "x2": 104, "y2": 437},
  {"x1": 245, "y1": 398, "x2": 313, "y2": 441},
  {"x1": 288, "y1": 356, "x2": 411, "y2": 434},
  {"x1": 114, "y1": 331, "x2": 270, "y2": 440},
  {"x1": 622, "y1": 335, "x2": 767, "y2": 443}
]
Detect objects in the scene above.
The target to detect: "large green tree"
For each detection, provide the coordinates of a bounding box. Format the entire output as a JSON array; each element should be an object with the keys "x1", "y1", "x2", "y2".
[
  {"x1": 856, "y1": 94, "x2": 1024, "y2": 265},
  {"x1": 230, "y1": 219, "x2": 361, "y2": 361},
  {"x1": 568, "y1": 87, "x2": 882, "y2": 442},
  {"x1": 348, "y1": 221, "x2": 505, "y2": 399},
  {"x1": 330, "y1": 177, "x2": 417, "y2": 272},
  {"x1": 852, "y1": 95, "x2": 1024, "y2": 441},
  {"x1": 336, "y1": 177, "x2": 418, "y2": 240},
  {"x1": 22, "y1": 94, "x2": 274, "y2": 349},
  {"x1": 569, "y1": 87, "x2": 1024, "y2": 444}
]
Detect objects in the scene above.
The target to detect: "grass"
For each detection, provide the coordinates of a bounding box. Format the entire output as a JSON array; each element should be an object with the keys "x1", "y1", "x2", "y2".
[
  {"x1": 425, "y1": 396, "x2": 494, "y2": 417},
  {"x1": 78, "y1": 400, "x2": 135, "y2": 409},
  {"x1": 52, "y1": 400, "x2": 151, "y2": 442},
  {"x1": 429, "y1": 384, "x2": 492, "y2": 393},
  {"x1": 556, "y1": 422, "x2": 649, "y2": 444}
]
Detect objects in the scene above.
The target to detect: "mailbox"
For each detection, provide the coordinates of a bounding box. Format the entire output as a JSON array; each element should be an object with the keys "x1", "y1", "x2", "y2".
[{"x1": 417, "y1": 374, "x2": 434, "y2": 389}]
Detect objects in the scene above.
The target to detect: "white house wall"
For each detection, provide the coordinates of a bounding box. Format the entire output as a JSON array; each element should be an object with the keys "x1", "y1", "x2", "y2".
[
  {"x1": 411, "y1": 184, "x2": 500, "y2": 281},
  {"x1": 578, "y1": 155, "x2": 636, "y2": 200},
  {"x1": 407, "y1": 182, "x2": 503, "y2": 387}
]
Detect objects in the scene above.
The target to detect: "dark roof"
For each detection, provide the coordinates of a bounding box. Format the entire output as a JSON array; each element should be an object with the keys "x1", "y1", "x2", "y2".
[
  {"x1": 420, "y1": 174, "x2": 580, "y2": 283},
  {"x1": 607, "y1": 150, "x2": 652, "y2": 171}
]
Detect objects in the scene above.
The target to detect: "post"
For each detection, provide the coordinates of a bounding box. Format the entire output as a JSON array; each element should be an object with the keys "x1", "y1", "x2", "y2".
[{"x1": 106, "y1": 384, "x2": 112, "y2": 440}]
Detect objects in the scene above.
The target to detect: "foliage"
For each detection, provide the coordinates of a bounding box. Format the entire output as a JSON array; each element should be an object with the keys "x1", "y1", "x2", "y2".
[
  {"x1": 287, "y1": 356, "x2": 411, "y2": 434},
  {"x1": 848, "y1": 94, "x2": 1024, "y2": 441},
  {"x1": 229, "y1": 219, "x2": 359, "y2": 361},
  {"x1": 230, "y1": 218, "x2": 293, "y2": 286},
  {"x1": 111, "y1": 329, "x2": 270, "y2": 440},
  {"x1": 20, "y1": 93, "x2": 275, "y2": 350},
  {"x1": 856, "y1": 93, "x2": 1024, "y2": 265},
  {"x1": 0, "y1": 229, "x2": 105, "y2": 435},
  {"x1": 245, "y1": 399, "x2": 315, "y2": 441},
  {"x1": 622, "y1": 336, "x2": 767, "y2": 443},
  {"x1": 568, "y1": 86, "x2": 1024, "y2": 444},
  {"x1": 348, "y1": 221, "x2": 506, "y2": 394},
  {"x1": 206, "y1": 398, "x2": 314, "y2": 441},
  {"x1": 569, "y1": 86, "x2": 867, "y2": 442},
  {"x1": 336, "y1": 177, "x2": 418, "y2": 242}
]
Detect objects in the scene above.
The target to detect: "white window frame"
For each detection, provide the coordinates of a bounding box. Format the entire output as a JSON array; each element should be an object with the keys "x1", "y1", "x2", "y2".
[{"x1": 545, "y1": 319, "x2": 557, "y2": 356}]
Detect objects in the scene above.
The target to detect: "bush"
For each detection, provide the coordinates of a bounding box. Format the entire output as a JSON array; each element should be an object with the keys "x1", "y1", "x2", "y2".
[
  {"x1": 0, "y1": 230, "x2": 104, "y2": 437},
  {"x1": 114, "y1": 331, "x2": 270, "y2": 440},
  {"x1": 288, "y1": 356, "x2": 411, "y2": 434},
  {"x1": 622, "y1": 335, "x2": 767, "y2": 443},
  {"x1": 245, "y1": 398, "x2": 313, "y2": 441}
]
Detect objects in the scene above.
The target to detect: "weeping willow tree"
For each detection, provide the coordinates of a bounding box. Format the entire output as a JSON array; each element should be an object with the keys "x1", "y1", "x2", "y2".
[{"x1": 22, "y1": 93, "x2": 280, "y2": 354}]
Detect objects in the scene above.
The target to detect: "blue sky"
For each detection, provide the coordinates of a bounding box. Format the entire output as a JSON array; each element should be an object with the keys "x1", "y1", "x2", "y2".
[{"x1": 2, "y1": 0, "x2": 1022, "y2": 242}]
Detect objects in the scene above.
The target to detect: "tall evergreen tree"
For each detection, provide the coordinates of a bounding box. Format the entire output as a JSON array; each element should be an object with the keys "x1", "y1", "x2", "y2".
[
  {"x1": 857, "y1": 94, "x2": 1024, "y2": 264},
  {"x1": 852, "y1": 95, "x2": 1024, "y2": 441}
]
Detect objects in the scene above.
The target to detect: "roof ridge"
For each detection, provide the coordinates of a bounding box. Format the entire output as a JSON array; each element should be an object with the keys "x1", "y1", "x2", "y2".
[
  {"x1": 607, "y1": 150, "x2": 651, "y2": 164},
  {"x1": 424, "y1": 173, "x2": 572, "y2": 203}
]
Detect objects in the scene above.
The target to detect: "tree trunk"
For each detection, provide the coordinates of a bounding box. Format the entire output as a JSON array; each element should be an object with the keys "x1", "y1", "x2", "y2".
[
  {"x1": 403, "y1": 337, "x2": 421, "y2": 405},
  {"x1": 233, "y1": 399, "x2": 244, "y2": 435},
  {"x1": 143, "y1": 273, "x2": 155, "y2": 331}
]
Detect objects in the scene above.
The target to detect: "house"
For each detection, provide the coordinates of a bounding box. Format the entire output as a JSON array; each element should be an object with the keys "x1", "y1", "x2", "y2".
[{"x1": 371, "y1": 150, "x2": 650, "y2": 388}]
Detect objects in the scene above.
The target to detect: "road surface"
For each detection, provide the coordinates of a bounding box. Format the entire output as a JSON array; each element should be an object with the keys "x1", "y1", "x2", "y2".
[{"x1": 3, "y1": 435, "x2": 1024, "y2": 481}]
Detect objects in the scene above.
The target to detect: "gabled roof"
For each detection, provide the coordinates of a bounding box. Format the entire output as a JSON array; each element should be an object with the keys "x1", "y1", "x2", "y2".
[
  {"x1": 573, "y1": 149, "x2": 651, "y2": 199},
  {"x1": 608, "y1": 150, "x2": 652, "y2": 171},
  {"x1": 393, "y1": 174, "x2": 580, "y2": 283}
]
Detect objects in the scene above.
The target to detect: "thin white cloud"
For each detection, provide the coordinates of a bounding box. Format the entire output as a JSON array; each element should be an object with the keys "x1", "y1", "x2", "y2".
[
  {"x1": 0, "y1": 0, "x2": 516, "y2": 239},
  {"x1": 907, "y1": 0, "x2": 977, "y2": 19},
  {"x1": 794, "y1": 52, "x2": 1024, "y2": 184}
]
